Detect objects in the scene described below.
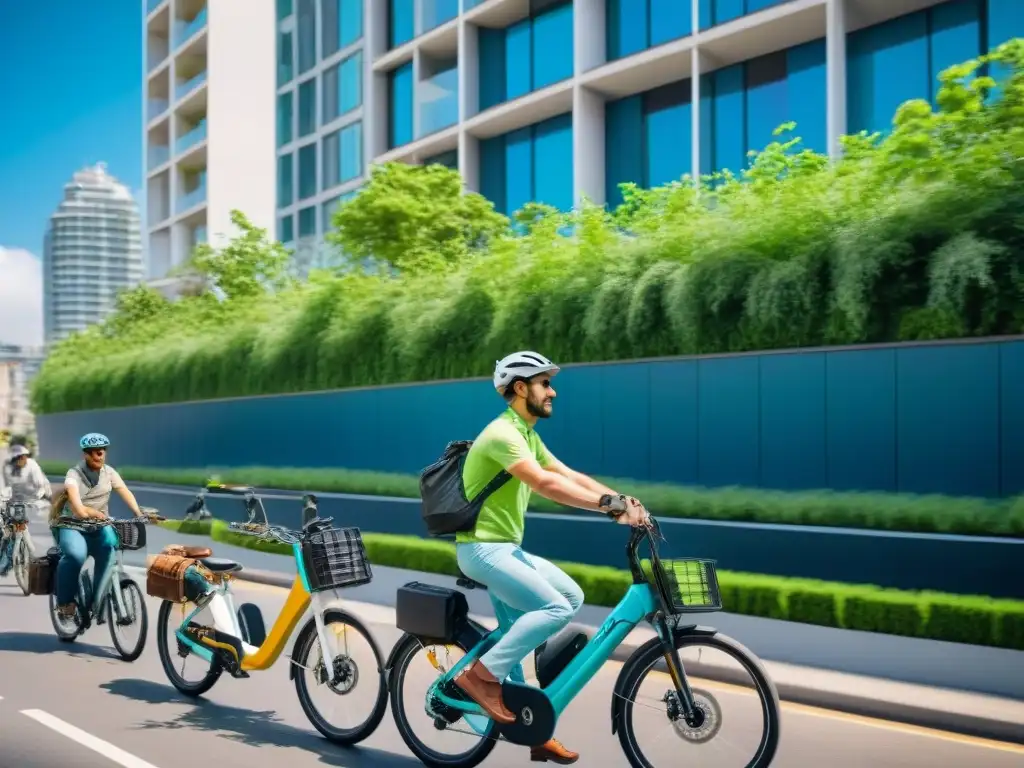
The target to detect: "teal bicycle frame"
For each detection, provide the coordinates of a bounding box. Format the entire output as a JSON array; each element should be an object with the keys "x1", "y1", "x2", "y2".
[{"x1": 430, "y1": 583, "x2": 657, "y2": 721}]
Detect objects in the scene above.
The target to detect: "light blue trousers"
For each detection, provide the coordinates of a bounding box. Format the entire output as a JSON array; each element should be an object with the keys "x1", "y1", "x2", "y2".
[{"x1": 456, "y1": 542, "x2": 583, "y2": 681}]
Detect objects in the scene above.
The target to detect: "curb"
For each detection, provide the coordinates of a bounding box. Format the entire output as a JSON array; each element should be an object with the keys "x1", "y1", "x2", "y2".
[{"x1": 216, "y1": 565, "x2": 1022, "y2": 746}]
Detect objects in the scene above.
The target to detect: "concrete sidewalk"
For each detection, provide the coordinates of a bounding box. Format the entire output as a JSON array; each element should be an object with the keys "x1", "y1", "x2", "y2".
[{"x1": 30, "y1": 518, "x2": 1024, "y2": 745}]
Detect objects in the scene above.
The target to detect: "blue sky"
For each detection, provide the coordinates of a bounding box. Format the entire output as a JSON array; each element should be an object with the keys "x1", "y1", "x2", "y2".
[{"x1": 0, "y1": 2, "x2": 142, "y2": 255}]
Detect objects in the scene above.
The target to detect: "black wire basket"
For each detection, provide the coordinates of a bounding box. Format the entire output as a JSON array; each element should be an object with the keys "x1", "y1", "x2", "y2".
[
  {"x1": 654, "y1": 558, "x2": 723, "y2": 614},
  {"x1": 300, "y1": 526, "x2": 373, "y2": 592},
  {"x1": 113, "y1": 519, "x2": 147, "y2": 551},
  {"x1": 5, "y1": 503, "x2": 27, "y2": 524}
]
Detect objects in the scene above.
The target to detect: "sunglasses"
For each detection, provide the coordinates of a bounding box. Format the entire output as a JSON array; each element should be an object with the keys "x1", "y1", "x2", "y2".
[{"x1": 84, "y1": 448, "x2": 107, "y2": 456}]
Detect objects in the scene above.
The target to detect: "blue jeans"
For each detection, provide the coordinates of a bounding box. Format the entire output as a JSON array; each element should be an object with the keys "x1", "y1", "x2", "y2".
[
  {"x1": 456, "y1": 542, "x2": 583, "y2": 681},
  {"x1": 54, "y1": 526, "x2": 118, "y2": 606}
]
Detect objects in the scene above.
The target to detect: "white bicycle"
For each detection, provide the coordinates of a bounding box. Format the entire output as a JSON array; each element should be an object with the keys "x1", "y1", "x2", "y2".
[{"x1": 0, "y1": 488, "x2": 39, "y2": 595}]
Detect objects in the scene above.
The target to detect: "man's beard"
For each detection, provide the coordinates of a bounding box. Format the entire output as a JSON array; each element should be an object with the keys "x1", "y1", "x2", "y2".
[{"x1": 526, "y1": 394, "x2": 552, "y2": 419}]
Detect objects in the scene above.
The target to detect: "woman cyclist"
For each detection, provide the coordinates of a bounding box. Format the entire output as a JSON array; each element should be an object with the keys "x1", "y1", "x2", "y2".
[
  {"x1": 3, "y1": 444, "x2": 50, "y2": 506},
  {"x1": 51, "y1": 433, "x2": 147, "y2": 619}
]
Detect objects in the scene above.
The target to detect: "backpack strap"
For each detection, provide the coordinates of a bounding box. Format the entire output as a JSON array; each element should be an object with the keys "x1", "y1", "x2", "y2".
[{"x1": 471, "y1": 468, "x2": 513, "y2": 507}]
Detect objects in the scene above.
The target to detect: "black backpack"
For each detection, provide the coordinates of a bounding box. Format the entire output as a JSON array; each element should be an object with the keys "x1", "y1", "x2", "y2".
[{"x1": 419, "y1": 441, "x2": 512, "y2": 537}]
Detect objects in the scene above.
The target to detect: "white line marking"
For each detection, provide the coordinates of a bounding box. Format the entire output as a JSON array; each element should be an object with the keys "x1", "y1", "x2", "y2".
[{"x1": 20, "y1": 709, "x2": 162, "y2": 768}]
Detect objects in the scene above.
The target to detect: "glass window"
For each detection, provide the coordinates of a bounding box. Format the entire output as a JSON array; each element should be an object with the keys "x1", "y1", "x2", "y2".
[
  {"x1": 278, "y1": 31, "x2": 294, "y2": 86},
  {"x1": 389, "y1": 0, "x2": 414, "y2": 49},
  {"x1": 298, "y1": 78, "x2": 317, "y2": 135},
  {"x1": 340, "y1": 0, "x2": 363, "y2": 48},
  {"x1": 322, "y1": 130, "x2": 340, "y2": 189},
  {"x1": 277, "y1": 0, "x2": 293, "y2": 20},
  {"x1": 322, "y1": 0, "x2": 363, "y2": 58},
  {"x1": 321, "y1": 0, "x2": 339, "y2": 58},
  {"x1": 277, "y1": 91, "x2": 293, "y2": 147},
  {"x1": 297, "y1": 0, "x2": 317, "y2": 74},
  {"x1": 277, "y1": 153, "x2": 294, "y2": 207},
  {"x1": 341, "y1": 121, "x2": 362, "y2": 183},
  {"x1": 278, "y1": 214, "x2": 294, "y2": 243},
  {"x1": 298, "y1": 206, "x2": 317, "y2": 237},
  {"x1": 322, "y1": 196, "x2": 341, "y2": 231},
  {"x1": 298, "y1": 143, "x2": 318, "y2": 199},
  {"x1": 323, "y1": 51, "x2": 362, "y2": 124},
  {"x1": 389, "y1": 63, "x2": 413, "y2": 149}
]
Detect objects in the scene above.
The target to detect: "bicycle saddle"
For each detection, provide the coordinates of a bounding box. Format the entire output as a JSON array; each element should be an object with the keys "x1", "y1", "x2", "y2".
[{"x1": 162, "y1": 544, "x2": 213, "y2": 559}]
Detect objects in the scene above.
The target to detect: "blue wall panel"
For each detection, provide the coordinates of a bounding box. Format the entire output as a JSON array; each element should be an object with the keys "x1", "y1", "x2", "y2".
[
  {"x1": 604, "y1": 96, "x2": 643, "y2": 208},
  {"x1": 697, "y1": 356, "x2": 760, "y2": 487},
  {"x1": 479, "y1": 28, "x2": 507, "y2": 111},
  {"x1": 745, "y1": 53, "x2": 788, "y2": 155},
  {"x1": 505, "y1": 20, "x2": 532, "y2": 101},
  {"x1": 786, "y1": 39, "x2": 827, "y2": 154},
  {"x1": 896, "y1": 344, "x2": 1000, "y2": 497},
  {"x1": 760, "y1": 353, "x2": 827, "y2": 490},
  {"x1": 505, "y1": 127, "x2": 534, "y2": 215},
  {"x1": 645, "y1": 89, "x2": 692, "y2": 187},
  {"x1": 711, "y1": 65, "x2": 745, "y2": 174},
  {"x1": 988, "y1": 0, "x2": 1024, "y2": 98},
  {"x1": 930, "y1": 0, "x2": 982, "y2": 106},
  {"x1": 606, "y1": 0, "x2": 648, "y2": 61},
  {"x1": 847, "y1": 11, "x2": 930, "y2": 135},
  {"x1": 388, "y1": 62, "x2": 413, "y2": 148},
  {"x1": 532, "y1": 2, "x2": 574, "y2": 89},
  {"x1": 649, "y1": 0, "x2": 692, "y2": 46},
  {"x1": 532, "y1": 113, "x2": 573, "y2": 211},
  {"x1": 825, "y1": 349, "x2": 897, "y2": 493},
  {"x1": 1000, "y1": 342, "x2": 1024, "y2": 497},
  {"x1": 37, "y1": 339, "x2": 1024, "y2": 499},
  {"x1": 480, "y1": 136, "x2": 507, "y2": 215}
]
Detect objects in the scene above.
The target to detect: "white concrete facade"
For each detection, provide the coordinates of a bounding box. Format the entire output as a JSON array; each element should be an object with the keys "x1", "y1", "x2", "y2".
[
  {"x1": 364, "y1": 0, "x2": 952, "y2": 207},
  {"x1": 143, "y1": 0, "x2": 276, "y2": 296}
]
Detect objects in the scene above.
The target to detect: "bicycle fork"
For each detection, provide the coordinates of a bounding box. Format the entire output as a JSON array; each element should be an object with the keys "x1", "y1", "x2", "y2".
[{"x1": 653, "y1": 614, "x2": 703, "y2": 728}]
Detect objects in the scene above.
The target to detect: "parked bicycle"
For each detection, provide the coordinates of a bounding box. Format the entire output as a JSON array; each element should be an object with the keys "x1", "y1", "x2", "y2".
[
  {"x1": 45, "y1": 511, "x2": 163, "y2": 661},
  {"x1": 0, "y1": 487, "x2": 37, "y2": 595},
  {"x1": 388, "y1": 517, "x2": 781, "y2": 768},
  {"x1": 153, "y1": 484, "x2": 389, "y2": 746}
]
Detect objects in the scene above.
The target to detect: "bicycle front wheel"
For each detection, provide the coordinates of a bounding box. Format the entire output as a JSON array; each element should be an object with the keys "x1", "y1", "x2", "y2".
[
  {"x1": 292, "y1": 610, "x2": 388, "y2": 745},
  {"x1": 108, "y1": 578, "x2": 147, "y2": 661},
  {"x1": 615, "y1": 631, "x2": 781, "y2": 768}
]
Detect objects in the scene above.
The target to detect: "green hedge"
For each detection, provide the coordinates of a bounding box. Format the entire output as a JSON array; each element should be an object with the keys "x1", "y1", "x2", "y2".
[
  {"x1": 31, "y1": 43, "x2": 1024, "y2": 415},
  {"x1": 42, "y1": 460, "x2": 1023, "y2": 537},
  {"x1": 158, "y1": 517, "x2": 1024, "y2": 650}
]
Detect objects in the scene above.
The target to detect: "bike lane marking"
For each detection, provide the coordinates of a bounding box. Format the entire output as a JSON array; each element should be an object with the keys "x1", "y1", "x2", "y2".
[{"x1": 20, "y1": 709, "x2": 163, "y2": 768}]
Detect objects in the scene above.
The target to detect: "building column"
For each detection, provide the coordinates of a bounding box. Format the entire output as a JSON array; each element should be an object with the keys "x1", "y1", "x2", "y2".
[
  {"x1": 573, "y1": 85, "x2": 605, "y2": 208},
  {"x1": 826, "y1": 0, "x2": 848, "y2": 159},
  {"x1": 363, "y1": 0, "x2": 390, "y2": 164},
  {"x1": 573, "y1": 0, "x2": 605, "y2": 75}
]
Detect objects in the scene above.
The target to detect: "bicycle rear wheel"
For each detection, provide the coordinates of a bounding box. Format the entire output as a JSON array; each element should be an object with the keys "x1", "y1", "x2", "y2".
[
  {"x1": 108, "y1": 578, "x2": 147, "y2": 661},
  {"x1": 615, "y1": 632, "x2": 780, "y2": 768},
  {"x1": 13, "y1": 538, "x2": 30, "y2": 595},
  {"x1": 155, "y1": 599, "x2": 223, "y2": 696}
]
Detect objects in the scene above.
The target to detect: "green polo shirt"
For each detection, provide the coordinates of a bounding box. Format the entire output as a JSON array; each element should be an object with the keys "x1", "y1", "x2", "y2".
[{"x1": 456, "y1": 409, "x2": 555, "y2": 546}]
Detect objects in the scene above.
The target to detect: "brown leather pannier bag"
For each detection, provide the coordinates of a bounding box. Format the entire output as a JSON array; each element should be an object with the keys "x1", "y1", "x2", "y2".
[
  {"x1": 28, "y1": 552, "x2": 58, "y2": 595},
  {"x1": 147, "y1": 554, "x2": 197, "y2": 603}
]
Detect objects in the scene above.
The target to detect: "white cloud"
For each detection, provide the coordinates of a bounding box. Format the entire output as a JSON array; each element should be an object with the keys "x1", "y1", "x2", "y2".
[{"x1": 0, "y1": 247, "x2": 43, "y2": 347}]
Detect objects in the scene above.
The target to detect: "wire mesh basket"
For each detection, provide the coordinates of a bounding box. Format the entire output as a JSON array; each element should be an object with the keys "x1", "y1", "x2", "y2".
[
  {"x1": 655, "y1": 558, "x2": 723, "y2": 614},
  {"x1": 5, "y1": 503, "x2": 27, "y2": 524},
  {"x1": 300, "y1": 526, "x2": 373, "y2": 592},
  {"x1": 113, "y1": 519, "x2": 147, "y2": 551}
]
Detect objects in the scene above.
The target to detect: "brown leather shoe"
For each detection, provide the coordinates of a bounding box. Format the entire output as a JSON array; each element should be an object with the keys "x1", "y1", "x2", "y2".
[
  {"x1": 530, "y1": 739, "x2": 579, "y2": 764},
  {"x1": 454, "y1": 662, "x2": 515, "y2": 725}
]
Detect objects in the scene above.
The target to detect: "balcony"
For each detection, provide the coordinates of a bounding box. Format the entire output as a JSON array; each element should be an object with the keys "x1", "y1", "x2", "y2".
[
  {"x1": 148, "y1": 145, "x2": 171, "y2": 169},
  {"x1": 176, "y1": 70, "x2": 207, "y2": 101},
  {"x1": 174, "y1": 7, "x2": 207, "y2": 49},
  {"x1": 421, "y1": 0, "x2": 459, "y2": 34},
  {"x1": 176, "y1": 183, "x2": 207, "y2": 214},
  {"x1": 417, "y1": 62, "x2": 458, "y2": 138},
  {"x1": 175, "y1": 120, "x2": 207, "y2": 155},
  {"x1": 147, "y1": 98, "x2": 170, "y2": 121}
]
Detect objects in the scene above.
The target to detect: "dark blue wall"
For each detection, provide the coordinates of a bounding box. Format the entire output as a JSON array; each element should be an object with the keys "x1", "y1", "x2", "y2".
[{"x1": 37, "y1": 339, "x2": 1024, "y2": 498}]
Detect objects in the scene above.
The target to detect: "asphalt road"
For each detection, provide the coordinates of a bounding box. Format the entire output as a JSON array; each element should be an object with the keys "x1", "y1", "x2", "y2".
[{"x1": 1, "y1": 560, "x2": 1023, "y2": 768}]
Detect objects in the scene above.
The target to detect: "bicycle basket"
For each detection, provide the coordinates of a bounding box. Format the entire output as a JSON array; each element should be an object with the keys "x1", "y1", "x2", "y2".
[
  {"x1": 114, "y1": 519, "x2": 147, "y2": 551},
  {"x1": 300, "y1": 526, "x2": 372, "y2": 592},
  {"x1": 6, "y1": 503, "x2": 27, "y2": 524},
  {"x1": 655, "y1": 558, "x2": 722, "y2": 614}
]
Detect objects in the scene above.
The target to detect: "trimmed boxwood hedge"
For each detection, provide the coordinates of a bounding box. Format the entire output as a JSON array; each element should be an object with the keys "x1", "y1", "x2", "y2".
[
  {"x1": 159, "y1": 517, "x2": 1024, "y2": 650},
  {"x1": 40, "y1": 460, "x2": 1024, "y2": 538},
  {"x1": 31, "y1": 43, "x2": 1024, "y2": 415}
]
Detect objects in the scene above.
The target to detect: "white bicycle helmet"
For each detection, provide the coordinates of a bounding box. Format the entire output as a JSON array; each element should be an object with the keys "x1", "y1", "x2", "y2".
[{"x1": 493, "y1": 351, "x2": 560, "y2": 395}]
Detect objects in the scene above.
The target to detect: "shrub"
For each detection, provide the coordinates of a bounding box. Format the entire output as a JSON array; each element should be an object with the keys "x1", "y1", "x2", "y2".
[
  {"x1": 55, "y1": 461, "x2": 1023, "y2": 537},
  {"x1": 31, "y1": 43, "x2": 1024, "y2": 415},
  {"x1": 168, "y1": 516, "x2": 1024, "y2": 650}
]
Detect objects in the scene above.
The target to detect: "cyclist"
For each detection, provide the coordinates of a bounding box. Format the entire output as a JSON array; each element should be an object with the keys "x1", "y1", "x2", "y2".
[
  {"x1": 454, "y1": 351, "x2": 650, "y2": 765},
  {"x1": 52, "y1": 433, "x2": 147, "y2": 619},
  {"x1": 3, "y1": 444, "x2": 51, "y2": 506}
]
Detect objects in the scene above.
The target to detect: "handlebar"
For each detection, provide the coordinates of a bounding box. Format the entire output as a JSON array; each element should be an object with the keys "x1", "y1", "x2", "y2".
[
  {"x1": 205, "y1": 483, "x2": 256, "y2": 497},
  {"x1": 227, "y1": 520, "x2": 300, "y2": 545},
  {"x1": 60, "y1": 512, "x2": 163, "y2": 531}
]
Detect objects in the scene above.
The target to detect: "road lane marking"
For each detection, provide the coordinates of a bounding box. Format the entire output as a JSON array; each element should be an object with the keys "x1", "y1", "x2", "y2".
[{"x1": 20, "y1": 709, "x2": 162, "y2": 768}]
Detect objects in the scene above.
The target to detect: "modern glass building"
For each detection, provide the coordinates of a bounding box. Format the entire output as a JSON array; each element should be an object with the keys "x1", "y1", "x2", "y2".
[{"x1": 277, "y1": 0, "x2": 1023, "y2": 254}]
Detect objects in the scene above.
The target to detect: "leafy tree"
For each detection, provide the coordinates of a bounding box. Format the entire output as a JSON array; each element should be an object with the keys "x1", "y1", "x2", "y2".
[
  {"x1": 185, "y1": 210, "x2": 292, "y2": 299},
  {"x1": 104, "y1": 285, "x2": 172, "y2": 336},
  {"x1": 327, "y1": 162, "x2": 509, "y2": 273}
]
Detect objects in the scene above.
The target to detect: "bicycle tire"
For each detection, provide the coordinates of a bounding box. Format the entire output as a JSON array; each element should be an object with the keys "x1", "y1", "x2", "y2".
[
  {"x1": 108, "y1": 579, "x2": 148, "y2": 662},
  {"x1": 388, "y1": 633, "x2": 498, "y2": 768},
  {"x1": 292, "y1": 610, "x2": 388, "y2": 746},
  {"x1": 155, "y1": 599, "x2": 223, "y2": 696},
  {"x1": 13, "y1": 538, "x2": 30, "y2": 595},
  {"x1": 615, "y1": 632, "x2": 781, "y2": 768}
]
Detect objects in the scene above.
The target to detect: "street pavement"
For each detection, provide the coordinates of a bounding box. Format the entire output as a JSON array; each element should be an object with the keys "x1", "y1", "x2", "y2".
[{"x1": 2, "y1": 562, "x2": 1023, "y2": 767}]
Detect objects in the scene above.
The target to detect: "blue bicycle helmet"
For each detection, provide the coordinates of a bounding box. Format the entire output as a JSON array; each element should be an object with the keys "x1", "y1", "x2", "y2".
[{"x1": 79, "y1": 433, "x2": 111, "y2": 450}]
